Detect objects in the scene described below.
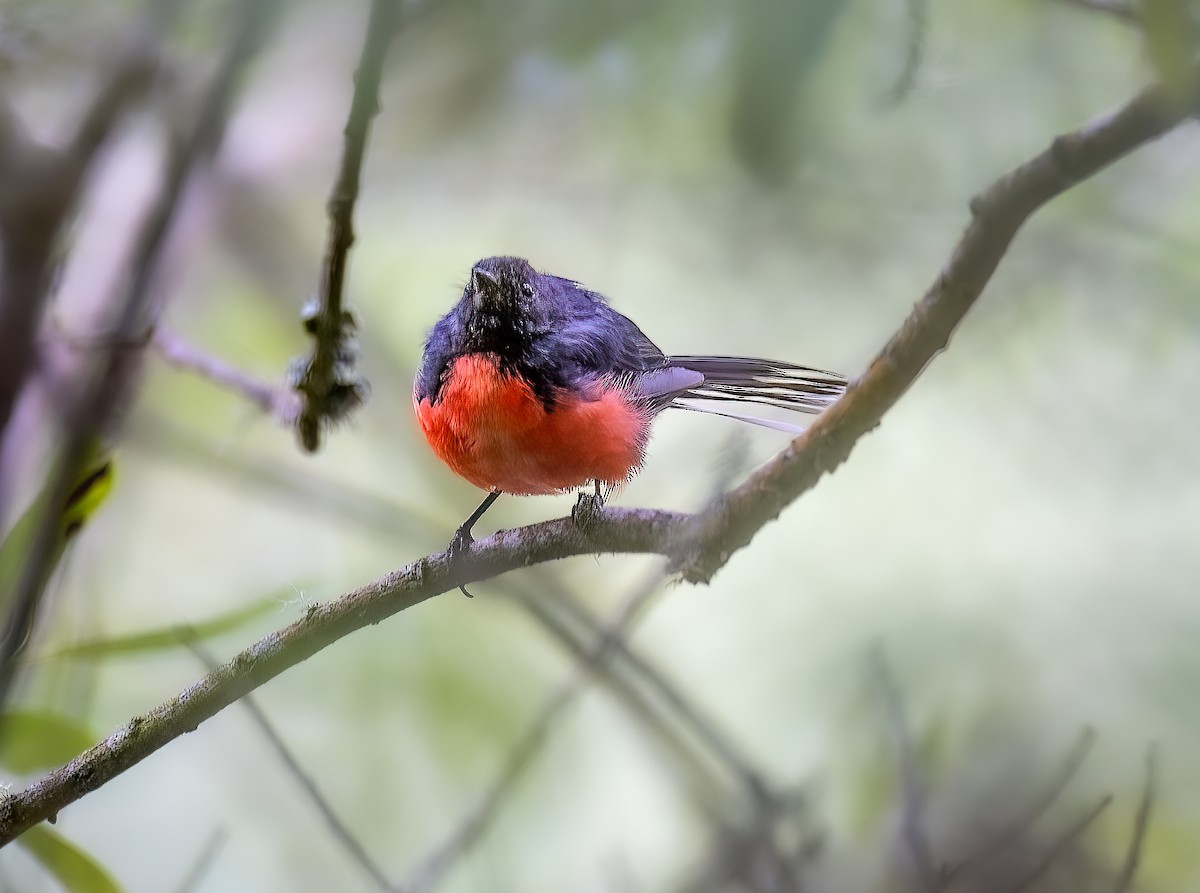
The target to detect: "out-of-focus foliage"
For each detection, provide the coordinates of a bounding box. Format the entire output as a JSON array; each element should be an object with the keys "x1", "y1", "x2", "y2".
[
  {"x1": 0, "y1": 0, "x2": 1198, "y2": 891},
  {"x1": 0, "y1": 445, "x2": 112, "y2": 615},
  {"x1": 42, "y1": 595, "x2": 283, "y2": 660},
  {"x1": 0, "y1": 710, "x2": 95, "y2": 773},
  {"x1": 17, "y1": 825, "x2": 123, "y2": 893}
]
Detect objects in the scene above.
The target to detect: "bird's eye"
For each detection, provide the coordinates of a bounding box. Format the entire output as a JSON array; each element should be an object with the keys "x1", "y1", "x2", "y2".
[{"x1": 520, "y1": 282, "x2": 535, "y2": 299}]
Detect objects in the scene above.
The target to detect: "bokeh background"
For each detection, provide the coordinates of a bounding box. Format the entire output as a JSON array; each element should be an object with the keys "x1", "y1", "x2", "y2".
[{"x1": 2, "y1": 0, "x2": 1200, "y2": 890}]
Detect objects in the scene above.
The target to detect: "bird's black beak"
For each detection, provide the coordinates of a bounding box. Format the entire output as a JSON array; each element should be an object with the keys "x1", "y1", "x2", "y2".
[{"x1": 471, "y1": 265, "x2": 499, "y2": 299}]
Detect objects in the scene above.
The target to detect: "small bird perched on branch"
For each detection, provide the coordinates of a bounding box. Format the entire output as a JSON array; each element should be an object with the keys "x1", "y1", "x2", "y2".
[{"x1": 414, "y1": 256, "x2": 846, "y2": 557}]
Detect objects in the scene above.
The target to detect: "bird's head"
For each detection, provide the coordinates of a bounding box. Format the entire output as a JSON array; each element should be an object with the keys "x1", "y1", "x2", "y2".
[{"x1": 461, "y1": 256, "x2": 552, "y2": 351}]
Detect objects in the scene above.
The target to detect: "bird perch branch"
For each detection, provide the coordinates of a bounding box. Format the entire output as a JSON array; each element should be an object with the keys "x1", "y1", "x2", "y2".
[{"x1": 0, "y1": 70, "x2": 1195, "y2": 846}]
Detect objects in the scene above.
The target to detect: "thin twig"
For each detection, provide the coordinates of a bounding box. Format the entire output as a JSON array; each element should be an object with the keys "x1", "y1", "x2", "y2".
[
  {"x1": 154, "y1": 329, "x2": 300, "y2": 424},
  {"x1": 871, "y1": 649, "x2": 937, "y2": 891},
  {"x1": 946, "y1": 727, "x2": 1097, "y2": 885},
  {"x1": 509, "y1": 581, "x2": 733, "y2": 818},
  {"x1": 294, "y1": 0, "x2": 400, "y2": 451},
  {"x1": 173, "y1": 827, "x2": 229, "y2": 893},
  {"x1": 0, "y1": 0, "x2": 282, "y2": 714},
  {"x1": 1111, "y1": 746, "x2": 1158, "y2": 893},
  {"x1": 1004, "y1": 795, "x2": 1112, "y2": 893},
  {"x1": 1053, "y1": 0, "x2": 1141, "y2": 24},
  {"x1": 0, "y1": 67, "x2": 1195, "y2": 845},
  {"x1": 881, "y1": 0, "x2": 929, "y2": 106},
  {"x1": 400, "y1": 577, "x2": 665, "y2": 893},
  {"x1": 187, "y1": 643, "x2": 391, "y2": 891},
  {"x1": 533, "y1": 582, "x2": 772, "y2": 807}
]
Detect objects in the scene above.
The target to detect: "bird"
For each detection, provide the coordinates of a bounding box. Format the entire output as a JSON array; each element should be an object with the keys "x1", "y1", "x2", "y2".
[{"x1": 414, "y1": 256, "x2": 846, "y2": 560}]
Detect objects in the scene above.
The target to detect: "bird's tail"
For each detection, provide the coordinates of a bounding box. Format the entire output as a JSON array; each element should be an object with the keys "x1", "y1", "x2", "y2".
[{"x1": 665, "y1": 355, "x2": 847, "y2": 433}]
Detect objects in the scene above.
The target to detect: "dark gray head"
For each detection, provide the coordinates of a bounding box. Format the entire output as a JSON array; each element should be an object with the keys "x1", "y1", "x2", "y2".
[{"x1": 461, "y1": 256, "x2": 554, "y2": 350}]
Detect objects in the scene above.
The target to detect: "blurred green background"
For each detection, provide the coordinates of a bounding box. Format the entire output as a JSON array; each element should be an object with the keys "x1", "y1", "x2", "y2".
[{"x1": 2, "y1": 0, "x2": 1199, "y2": 890}]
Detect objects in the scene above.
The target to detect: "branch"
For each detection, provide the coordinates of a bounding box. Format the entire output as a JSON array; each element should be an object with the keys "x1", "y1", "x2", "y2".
[
  {"x1": 946, "y1": 727, "x2": 1096, "y2": 885},
  {"x1": 400, "y1": 577, "x2": 664, "y2": 893},
  {"x1": 187, "y1": 644, "x2": 390, "y2": 890},
  {"x1": 154, "y1": 329, "x2": 300, "y2": 424},
  {"x1": 880, "y1": 0, "x2": 929, "y2": 106},
  {"x1": 871, "y1": 650, "x2": 937, "y2": 891},
  {"x1": 1111, "y1": 746, "x2": 1157, "y2": 893},
  {"x1": 173, "y1": 827, "x2": 229, "y2": 893},
  {"x1": 678, "y1": 76, "x2": 1197, "y2": 582},
  {"x1": 1006, "y1": 795, "x2": 1113, "y2": 893},
  {"x1": 531, "y1": 581, "x2": 772, "y2": 806},
  {"x1": 293, "y1": 0, "x2": 400, "y2": 451},
  {"x1": 1053, "y1": 0, "x2": 1141, "y2": 24},
  {"x1": 0, "y1": 10, "x2": 167, "y2": 516},
  {"x1": 510, "y1": 580, "x2": 741, "y2": 815},
  {"x1": 0, "y1": 0, "x2": 281, "y2": 712},
  {"x1": 0, "y1": 70, "x2": 1195, "y2": 845}
]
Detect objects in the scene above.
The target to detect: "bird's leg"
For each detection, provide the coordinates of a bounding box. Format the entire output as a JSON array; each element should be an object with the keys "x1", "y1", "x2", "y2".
[
  {"x1": 450, "y1": 490, "x2": 501, "y2": 554},
  {"x1": 449, "y1": 490, "x2": 500, "y2": 597},
  {"x1": 572, "y1": 480, "x2": 606, "y2": 528}
]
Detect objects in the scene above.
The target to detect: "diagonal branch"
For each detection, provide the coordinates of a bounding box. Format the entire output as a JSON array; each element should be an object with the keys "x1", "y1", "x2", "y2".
[
  {"x1": 187, "y1": 643, "x2": 391, "y2": 891},
  {"x1": 154, "y1": 329, "x2": 300, "y2": 424},
  {"x1": 872, "y1": 649, "x2": 937, "y2": 890},
  {"x1": 531, "y1": 582, "x2": 772, "y2": 806},
  {"x1": 1111, "y1": 746, "x2": 1158, "y2": 893},
  {"x1": 400, "y1": 576, "x2": 665, "y2": 893},
  {"x1": 1053, "y1": 0, "x2": 1141, "y2": 24},
  {"x1": 677, "y1": 78, "x2": 1198, "y2": 583},
  {"x1": 0, "y1": 70, "x2": 1195, "y2": 846},
  {"x1": 1005, "y1": 795, "x2": 1113, "y2": 893},
  {"x1": 946, "y1": 726, "x2": 1096, "y2": 885}
]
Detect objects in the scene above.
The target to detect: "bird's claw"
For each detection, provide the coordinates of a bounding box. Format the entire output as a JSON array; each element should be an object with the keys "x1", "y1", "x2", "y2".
[
  {"x1": 448, "y1": 527, "x2": 475, "y2": 597},
  {"x1": 448, "y1": 526, "x2": 474, "y2": 559},
  {"x1": 572, "y1": 489, "x2": 605, "y2": 529}
]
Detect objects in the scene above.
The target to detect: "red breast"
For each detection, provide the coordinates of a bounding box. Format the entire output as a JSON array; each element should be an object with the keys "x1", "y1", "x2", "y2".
[{"x1": 414, "y1": 353, "x2": 651, "y2": 495}]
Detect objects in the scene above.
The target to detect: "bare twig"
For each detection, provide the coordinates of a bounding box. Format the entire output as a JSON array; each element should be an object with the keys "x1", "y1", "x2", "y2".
[
  {"x1": 509, "y1": 580, "x2": 734, "y2": 816},
  {"x1": 154, "y1": 329, "x2": 300, "y2": 424},
  {"x1": 0, "y1": 0, "x2": 282, "y2": 714},
  {"x1": 187, "y1": 643, "x2": 390, "y2": 891},
  {"x1": 532, "y1": 582, "x2": 771, "y2": 806},
  {"x1": 173, "y1": 827, "x2": 229, "y2": 893},
  {"x1": 1005, "y1": 795, "x2": 1112, "y2": 893},
  {"x1": 294, "y1": 0, "x2": 400, "y2": 451},
  {"x1": 1053, "y1": 0, "x2": 1141, "y2": 24},
  {"x1": 871, "y1": 650, "x2": 937, "y2": 891},
  {"x1": 946, "y1": 727, "x2": 1097, "y2": 885},
  {"x1": 881, "y1": 0, "x2": 929, "y2": 106},
  {"x1": 1111, "y1": 746, "x2": 1158, "y2": 893},
  {"x1": 400, "y1": 578, "x2": 665, "y2": 893},
  {"x1": 0, "y1": 68, "x2": 1194, "y2": 845}
]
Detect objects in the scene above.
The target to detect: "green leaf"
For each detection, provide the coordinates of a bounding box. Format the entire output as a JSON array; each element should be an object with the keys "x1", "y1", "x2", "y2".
[
  {"x1": 17, "y1": 825, "x2": 123, "y2": 893},
  {"x1": 0, "y1": 448, "x2": 114, "y2": 611},
  {"x1": 0, "y1": 711, "x2": 95, "y2": 773},
  {"x1": 42, "y1": 596, "x2": 282, "y2": 661}
]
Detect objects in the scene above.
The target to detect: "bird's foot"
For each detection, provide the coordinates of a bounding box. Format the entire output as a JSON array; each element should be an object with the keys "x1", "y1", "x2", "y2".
[
  {"x1": 448, "y1": 525, "x2": 476, "y2": 598},
  {"x1": 572, "y1": 485, "x2": 606, "y2": 529},
  {"x1": 448, "y1": 524, "x2": 474, "y2": 560}
]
